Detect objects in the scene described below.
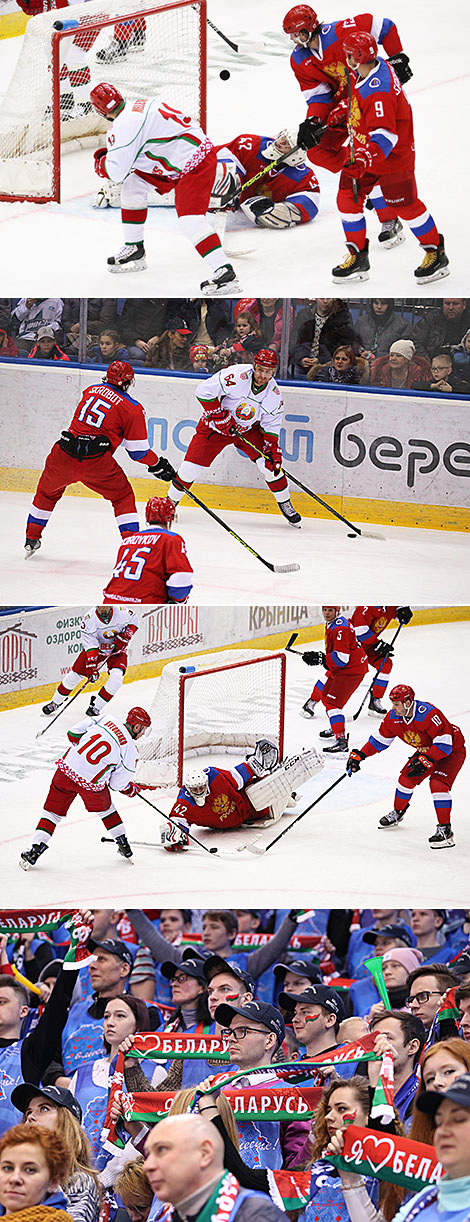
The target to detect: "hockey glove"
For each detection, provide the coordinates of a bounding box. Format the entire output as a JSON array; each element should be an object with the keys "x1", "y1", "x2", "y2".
[
  {"x1": 375, "y1": 640, "x2": 394, "y2": 660},
  {"x1": 406, "y1": 751, "x2": 434, "y2": 778},
  {"x1": 387, "y1": 52, "x2": 413, "y2": 84},
  {"x1": 347, "y1": 748, "x2": 366, "y2": 775},
  {"x1": 84, "y1": 649, "x2": 100, "y2": 680},
  {"x1": 94, "y1": 148, "x2": 109, "y2": 180},
  {"x1": 262, "y1": 435, "x2": 283, "y2": 474},
  {"x1": 297, "y1": 115, "x2": 324, "y2": 150},
  {"x1": 396, "y1": 606, "x2": 413, "y2": 625},
  {"x1": 161, "y1": 819, "x2": 190, "y2": 852},
  {"x1": 302, "y1": 650, "x2": 327, "y2": 667},
  {"x1": 148, "y1": 457, "x2": 177, "y2": 481},
  {"x1": 327, "y1": 100, "x2": 349, "y2": 129},
  {"x1": 342, "y1": 147, "x2": 373, "y2": 181},
  {"x1": 112, "y1": 624, "x2": 136, "y2": 652},
  {"x1": 121, "y1": 782, "x2": 142, "y2": 798},
  {"x1": 246, "y1": 738, "x2": 280, "y2": 777},
  {"x1": 208, "y1": 409, "x2": 239, "y2": 436}
]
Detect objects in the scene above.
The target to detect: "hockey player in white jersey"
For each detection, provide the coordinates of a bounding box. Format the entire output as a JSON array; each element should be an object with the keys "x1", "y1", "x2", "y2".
[
  {"x1": 165, "y1": 350, "x2": 302, "y2": 527},
  {"x1": 20, "y1": 706, "x2": 151, "y2": 869},
  {"x1": 42, "y1": 605, "x2": 139, "y2": 720},
  {"x1": 89, "y1": 83, "x2": 240, "y2": 294}
]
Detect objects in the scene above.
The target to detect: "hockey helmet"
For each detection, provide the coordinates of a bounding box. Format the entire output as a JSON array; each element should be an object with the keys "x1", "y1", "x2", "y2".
[
  {"x1": 126, "y1": 707, "x2": 151, "y2": 734},
  {"x1": 342, "y1": 30, "x2": 378, "y2": 63},
  {"x1": 106, "y1": 360, "x2": 135, "y2": 389},
  {"x1": 262, "y1": 129, "x2": 306, "y2": 168},
  {"x1": 254, "y1": 348, "x2": 278, "y2": 370},
  {"x1": 389, "y1": 684, "x2": 415, "y2": 704},
  {"x1": 95, "y1": 606, "x2": 113, "y2": 623},
  {"x1": 282, "y1": 5, "x2": 319, "y2": 37},
  {"x1": 145, "y1": 497, "x2": 176, "y2": 529},
  {"x1": 209, "y1": 161, "x2": 241, "y2": 210},
  {"x1": 90, "y1": 81, "x2": 125, "y2": 119},
  {"x1": 184, "y1": 768, "x2": 210, "y2": 806}
]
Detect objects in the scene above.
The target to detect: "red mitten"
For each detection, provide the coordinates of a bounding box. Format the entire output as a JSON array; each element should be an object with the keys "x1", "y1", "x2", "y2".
[
  {"x1": 342, "y1": 146, "x2": 373, "y2": 181},
  {"x1": 327, "y1": 100, "x2": 349, "y2": 129},
  {"x1": 94, "y1": 148, "x2": 109, "y2": 179},
  {"x1": 262, "y1": 435, "x2": 283, "y2": 473}
]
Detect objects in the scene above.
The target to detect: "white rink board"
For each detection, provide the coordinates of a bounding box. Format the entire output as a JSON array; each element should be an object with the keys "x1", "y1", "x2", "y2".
[
  {"x1": 0, "y1": 621, "x2": 468, "y2": 907},
  {"x1": 0, "y1": 0, "x2": 468, "y2": 294}
]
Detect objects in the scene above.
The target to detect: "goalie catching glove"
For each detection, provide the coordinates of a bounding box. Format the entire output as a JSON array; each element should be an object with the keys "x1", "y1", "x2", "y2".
[
  {"x1": 160, "y1": 819, "x2": 190, "y2": 852},
  {"x1": 406, "y1": 751, "x2": 434, "y2": 778},
  {"x1": 240, "y1": 197, "x2": 303, "y2": 229},
  {"x1": 246, "y1": 739, "x2": 279, "y2": 778}
]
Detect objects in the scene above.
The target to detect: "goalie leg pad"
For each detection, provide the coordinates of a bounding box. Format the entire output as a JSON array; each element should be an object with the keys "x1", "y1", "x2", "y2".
[
  {"x1": 93, "y1": 182, "x2": 122, "y2": 208},
  {"x1": 241, "y1": 197, "x2": 303, "y2": 229},
  {"x1": 246, "y1": 748, "x2": 324, "y2": 811},
  {"x1": 245, "y1": 738, "x2": 279, "y2": 778}
]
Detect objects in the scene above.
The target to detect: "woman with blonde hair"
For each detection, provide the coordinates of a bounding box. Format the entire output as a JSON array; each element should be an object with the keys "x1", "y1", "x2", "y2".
[
  {"x1": 10, "y1": 1084, "x2": 100, "y2": 1222},
  {"x1": 0, "y1": 1123, "x2": 72, "y2": 1222},
  {"x1": 409, "y1": 1038, "x2": 470, "y2": 1145}
]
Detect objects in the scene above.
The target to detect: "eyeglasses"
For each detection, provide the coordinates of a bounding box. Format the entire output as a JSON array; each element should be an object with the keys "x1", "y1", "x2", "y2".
[
  {"x1": 172, "y1": 973, "x2": 193, "y2": 985},
  {"x1": 406, "y1": 990, "x2": 442, "y2": 1006},
  {"x1": 220, "y1": 1026, "x2": 266, "y2": 1041}
]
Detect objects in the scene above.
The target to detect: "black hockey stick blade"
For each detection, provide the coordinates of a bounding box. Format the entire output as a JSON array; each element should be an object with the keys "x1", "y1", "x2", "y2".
[
  {"x1": 173, "y1": 479, "x2": 299, "y2": 573},
  {"x1": 245, "y1": 772, "x2": 348, "y2": 853}
]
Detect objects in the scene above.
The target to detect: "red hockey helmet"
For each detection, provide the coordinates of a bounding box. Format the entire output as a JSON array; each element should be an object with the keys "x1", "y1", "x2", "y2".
[
  {"x1": 283, "y1": 5, "x2": 319, "y2": 36},
  {"x1": 389, "y1": 684, "x2": 415, "y2": 704},
  {"x1": 126, "y1": 707, "x2": 151, "y2": 732},
  {"x1": 90, "y1": 81, "x2": 125, "y2": 119},
  {"x1": 254, "y1": 348, "x2": 278, "y2": 369},
  {"x1": 106, "y1": 360, "x2": 135, "y2": 389},
  {"x1": 343, "y1": 31, "x2": 378, "y2": 63},
  {"x1": 145, "y1": 497, "x2": 176, "y2": 529}
]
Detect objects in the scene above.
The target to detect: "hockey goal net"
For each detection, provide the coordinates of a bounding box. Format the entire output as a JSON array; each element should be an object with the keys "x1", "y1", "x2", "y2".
[
  {"x1": 0, "y1": 0, "x2": 206, "y2": 202},
  {"x1": 136, "y1": 648, "x2": 286, "y2": 788}
]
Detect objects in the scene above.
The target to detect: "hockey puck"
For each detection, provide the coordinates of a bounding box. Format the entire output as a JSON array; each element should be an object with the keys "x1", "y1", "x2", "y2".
[
  {"x1": 210, "y1": 847, "x2": 218, "y2": 854},
  {"x1": 347, "y1": 532, "x2": 358, "y2": 538},
  {"x1": 219, "y1": 69, "x2": 230, "y2": 80}
]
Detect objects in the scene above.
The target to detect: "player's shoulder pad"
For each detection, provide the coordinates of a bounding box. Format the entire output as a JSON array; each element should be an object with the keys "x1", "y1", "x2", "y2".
[
  {"x1": 415, "y1": 701, "x2": 434, "y2": 719},
  {"x1": 292, "y1": 44, "x2": 312, "y2": 64},
  {"x1": 335, "y1": 614, "x2": 348, "y2": 626},
  {"x1": 119, "y1": 388, "x2": 141, "y2": 407},
  {"x1": 141, "y1": 525, "x2": 179, "y2": 540},
  {"x1": 360, "y1": 57, "x2": 392, "y2": 96}
]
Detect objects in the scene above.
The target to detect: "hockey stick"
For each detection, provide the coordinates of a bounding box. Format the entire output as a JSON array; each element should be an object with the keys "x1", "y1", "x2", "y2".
[
  {"x1": 172, "y1": 478, "x2": 300, "y2": 574},
  {"x1": 224, "y1": 132, "x2": 326, "y2": 208},
  {"x1": 237, "y1": 436, "x2": 385, "y2": 541},
  {"x1": 134, "y1": 791, "x2": 220, "y2": 855},
  {"x1": 352, "y1": 622, "x2": 403, "y2": 720},
  {"x1": 245, "y1": 772, "x2": 348, "y2": 853},
  {"x1": 285, "y1": 631, "x2": 305, "y2": 656},
  {"x1": 206, "y1": 16, "x2": 238, "y2": 52},
  {"x1": 345, "y1": 68, "x2": 359, "y2": 204},
  {"x1": 35, "y1": 661, "x2": 108, "y2": 738}
]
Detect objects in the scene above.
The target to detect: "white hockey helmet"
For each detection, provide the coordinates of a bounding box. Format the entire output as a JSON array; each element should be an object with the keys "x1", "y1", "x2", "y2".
[
  {"x1": 262, "y1": 129, "x2": 306, "y2": 167},
  {"x1": 209, "y1": 160, "x2": 242, "y2": 210},
  {"x1": 184, "y1": 768, "x2": 210, "y2": 806}
]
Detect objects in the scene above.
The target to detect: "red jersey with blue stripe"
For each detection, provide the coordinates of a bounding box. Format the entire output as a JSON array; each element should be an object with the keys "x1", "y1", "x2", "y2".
[
  {"x1": 216, "y1": 133, "x2": 319, "y2": 221},
  {"x1": 69, "y1": 382, "x2": 158, "y2": 465},
  {"x1": 171, "y1": 762, "x2": 257, "y2": 829},
  {"x1": 352, "y1": 57, "x2": 415, "y2": 174},
  {"x1": 103, "y1": 526, "x2": 193, "y2": 605},
  {"x1": 362, "y1": 701, "x2": 465, "y2": 761},
  {"x1": 289, "y1": 14, "x2": 403, "y2": 118},
  {"x1": 325, "y1": 614, "x2": 368, "y2": 674},
  {"x1": 351, "y1": 606, "x2": 399, "y2": 648}
]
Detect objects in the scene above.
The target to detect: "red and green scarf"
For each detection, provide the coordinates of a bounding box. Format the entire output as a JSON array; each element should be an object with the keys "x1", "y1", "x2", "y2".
[{"x1": 0, "y1": 910, "x2": 95, "y2": 969}]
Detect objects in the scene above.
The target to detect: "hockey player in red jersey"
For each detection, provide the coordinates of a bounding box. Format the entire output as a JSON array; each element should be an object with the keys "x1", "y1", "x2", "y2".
[
  {"x1": 103, "y1": 497, "x2": 193, "y2": 605},
  {"x1": 300, "y1": 605, "x2": 368, "y2": 755},
  {"x1": 24, "y1": 361, "x2": 175, "y2": 558},
  {"x1": 211, "y1": 130, "x2": 320, "y2": 228},
  {"x1": 347, "y1": 685, "x2": 466, "y2": 849},
  {"x1": 20, "y1": 706, "x2": 152, "y2": 869},
  {"x1": 41, "y1": 605, "x2": 139, "y2": 720},
  {"x1": 165, "y1": 350, "x2": 301, "y2": 528},
  {"x1": 350, "y1": 605, "x2": 413, "y2": 715},
  {"x1": 283, "y1": 5, "x2": 410, "y2": 247},
  {"x1": 326, "y1": 32, "x2": 449, "y2": 283}
]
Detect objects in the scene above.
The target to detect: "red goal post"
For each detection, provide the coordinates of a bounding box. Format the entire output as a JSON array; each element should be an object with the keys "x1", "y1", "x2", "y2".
[{"x1": 0, "y1": 0, "x2": 207, "y2": 204}]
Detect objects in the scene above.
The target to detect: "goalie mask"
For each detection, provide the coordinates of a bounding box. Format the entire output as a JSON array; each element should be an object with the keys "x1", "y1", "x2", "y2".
[
  {"x1": 262, "y1": 130, "x2": 306, "y2": 167},
  {"x1": 209, "y1": 161, "x2": 241, "y2": 210},
  {"x1": 185, "y1": 768, "x2": 210, "y2": 806}
]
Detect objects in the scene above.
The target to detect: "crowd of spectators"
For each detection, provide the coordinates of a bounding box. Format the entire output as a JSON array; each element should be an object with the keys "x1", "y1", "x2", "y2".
[
  {"x1": 1, "y1": 907, "x2": 470, "y2": 1222},
  {"x1": 0, "y1": 298, "x2": 469, "y2": 394}
]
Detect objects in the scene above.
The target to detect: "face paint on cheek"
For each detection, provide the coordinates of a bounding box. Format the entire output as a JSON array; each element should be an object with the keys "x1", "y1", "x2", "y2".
[
  {"x1": 342, "y1": 1110, "x2": 358, "y2": 1126},
  {"x1": 303, "y1": 1014, "x2": 320, "y2": 1024},
  {"x1": 224, "y1": 994, "x2": 240, "y2": 1002}
]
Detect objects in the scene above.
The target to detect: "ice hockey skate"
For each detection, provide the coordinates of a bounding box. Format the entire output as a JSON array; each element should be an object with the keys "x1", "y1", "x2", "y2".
[
  {"x1": 414, "y1": 235, "x2": 449, "y2": 283},
  {"x1": 378, "y1": 809, "x2": 406, "y2": 829},
  {"x1": 279, "y1": 499, "x2": 301, "y2": 527},
  {"x1": 368, "y1": 695, "x2": 387, "y2": 715},
  {"x1": 332, "y1": 242, "x2": 370, "y2": 283},
  {"x1": 19, "y1": 842, "x2": 48, "y2": 870},
  {"x1": 319, "y1": 727, "x2": 334, "y2": 739},
  {"x1": 322, "y1": 735, "x2": 349, "y2": 755},
  {"x1": 107, "y1": 243, "x2": 147, "y2": 273},
  {"x1": 24, "y1": 538, "x2": 41, "y2": 559},
  {"x1": 42, "y1": 700, "x2": 60, "y2": 716},
  {"x1": 116, "y1": 833, "x2": 134, "y2": 860},
  {"x1": 300, "y1": 699, "x2": 316, "y2": 718},
  {"x1": 200, "y1": 264, "x2": 241, "y2": 296},
  {"x1": 86, "y1": 697, "x2": 99, "y2": 717},
  {"x1": 378, "y1": 219, "x2": 405, "y2": 248},
  {"x1": 428, "y1": 824, "x2": 455, "y2": 849}
]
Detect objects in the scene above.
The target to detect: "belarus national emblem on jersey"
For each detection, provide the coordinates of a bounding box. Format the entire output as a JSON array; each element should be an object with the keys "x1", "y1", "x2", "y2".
[
  {"x1": 213, "y1": 793, "x2": 237, "y2": 821},
  {"x1": 235, "y1": 400, "x2": 257, "y2": 424},
  {"x1": 403, "y1": 730, "x2": 424, "y2": 747}
]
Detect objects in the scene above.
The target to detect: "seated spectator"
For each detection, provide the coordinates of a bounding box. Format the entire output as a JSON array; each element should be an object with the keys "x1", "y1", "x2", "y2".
[
  {"x1": 212, "y1": 311, "x2": 261, "y2": 369},
  {"x1": 89, "y1": 330, "x2": 130, "y2": 365},
  {"x1": 11, "y1": 1083, "x2": 100, "y2": 1222},
  {"x1": 113, "y1": 1158, "x2": 153, "y2": 1222},
  {"x1": 0, "y1": 299, "x2": 12, "y2": 332},
  {"x1": 454, "y1": 328, "x2": 470, "y2": 380},
  {"x1": 456, "y1": 983, "x2": 470, "y2": 1040},
  {"x1": 306, "y1": 344, "x2": 369, "y2": 384},
  {"x1": 354, "y1": 298, "x2": 413, "y2": 358},
  {"x1": 414, "y1": 298, "x2": 470, "y2": 359},
  {"x1": 0, "y1": 1123, "x2": 73, "y2": 1220},
  {"x1": 145, "y1": 317, "x2": 193, "y2": 371},
  {"x1": 414, "y1": 351, "x2": 470, "y2": 394},
  {"x1": 27, "y1": 327, "x2": 70, "y2": 362},
  {"x1": 0, "y1": 328, "x2": 18, "y2": 357},
  {"x1": 367, "y1": 1009, "x2": 426, "y2": 1124},
  {"x1": 189, "y1": 344, "x2": 213, "y2": 374},
  {"x1": 292, "y1": 299, "x2": 359, "y2": 377},
  {"x1": 11, "y1": 299, "x2": 64, "y2": 353},
  {"x1": 395, "y1": 1075, "x2": 470, "y2": 1222},
  {"x1": 250, "y1": 298, "x2": 290, "y2": 353},
  {"x1": 410, "y1": 909, "x2": 450, "y2": 962},
  {"x1": 409, "y1": 1037, "x2": 470, "y2": 1143},
  {"x1": 370, "y1": 340, "x2": 431, "y2": 389},
  {"x1": 406, "y1": 963, "x2": 460, "y2": 1034}
]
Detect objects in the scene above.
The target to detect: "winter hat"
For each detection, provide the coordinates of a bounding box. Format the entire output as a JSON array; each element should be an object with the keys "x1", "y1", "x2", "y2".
[
  {"x1": 382, "y1": 947, "x2": 424, "y2": 973},
  {"x1": 389, "y1": 340, "x2": 416, "y2": 361}
]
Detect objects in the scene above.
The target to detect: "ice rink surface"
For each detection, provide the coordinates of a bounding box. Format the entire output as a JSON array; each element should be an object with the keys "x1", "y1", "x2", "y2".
[
  {"x1": 0, "y1": 0, "x2": 469, "y2": 293},
  {"x1": 3, "y1": 490, "x2": 470, "y2": 604},
  {"x1": 0, "y1": 621, "x2": 468, "y2": 907}
]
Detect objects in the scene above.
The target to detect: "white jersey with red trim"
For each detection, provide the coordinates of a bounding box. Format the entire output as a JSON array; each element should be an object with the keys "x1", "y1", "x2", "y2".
[
  {"x1": 58, "y1": 717, "x2": 138, "y2": 791},
  {"x1": 104, "y1": 97, "x2": 213, "y2": 184},
  {"x1": 80, "y1": 606, "x2": 139, "y2": 654},
  {"x1": 196, "y1": 365, "x2": 284, "y2": 436}
]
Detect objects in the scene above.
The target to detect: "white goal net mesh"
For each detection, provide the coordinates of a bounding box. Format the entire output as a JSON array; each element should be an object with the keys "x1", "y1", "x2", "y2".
[
  {"x1": 0, "y1": 0, "x2": 204, "y2": 200},
  {"x1": 136, "y1": 648, "x2": 286, "y2": 787}
]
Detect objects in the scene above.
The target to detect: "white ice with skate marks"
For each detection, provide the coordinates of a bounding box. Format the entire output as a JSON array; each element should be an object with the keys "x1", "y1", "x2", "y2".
[
  {"x1": 3, "y1": 490, "x2": 470, "y2": 605},
  {"x1": 0, "y1": 0, "x2": 468, "y2": 292},
  {"x1": 0, "y1": 621, "x2": 468, "y2": 905}
]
